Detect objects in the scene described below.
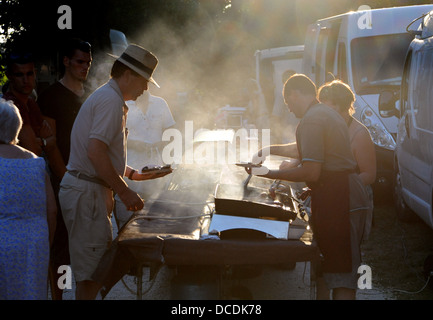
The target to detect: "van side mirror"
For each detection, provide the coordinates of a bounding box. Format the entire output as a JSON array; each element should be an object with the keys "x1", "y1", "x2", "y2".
[
  {"x1": 379, "y1": 90, "x2": 400, "y2": 118},
  {"x1": 406, "y1": 13, "x2": 426, "y2": 37}
]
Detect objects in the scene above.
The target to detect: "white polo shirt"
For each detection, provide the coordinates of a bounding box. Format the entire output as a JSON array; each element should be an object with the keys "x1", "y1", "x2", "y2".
[{"x1": 67, "y1": 79, "x2": 127, "y2": 177}]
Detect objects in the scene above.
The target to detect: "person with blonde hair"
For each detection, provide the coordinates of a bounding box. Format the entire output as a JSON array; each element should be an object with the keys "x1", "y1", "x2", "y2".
[
  {"x1": 0, "y1": 98, "x2": 57, "y2": 299},
  {"x1": 318, "y1": 80, "x2": 376, "y2": 239}
]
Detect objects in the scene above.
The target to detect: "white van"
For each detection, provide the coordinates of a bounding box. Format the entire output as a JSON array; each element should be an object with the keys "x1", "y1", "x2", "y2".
[
  {"x1": 379, "y1": 10, "x2": 433, "y2": 229},
  {"x1": 302, "y1": 5, "x2": 433, "y2": 194},
  {"x1": 255, "y1": 45, "x2": 304, "y2": 143},
  {"x1": 255, "y1": 45, "x2": 304, "y2": 112}
]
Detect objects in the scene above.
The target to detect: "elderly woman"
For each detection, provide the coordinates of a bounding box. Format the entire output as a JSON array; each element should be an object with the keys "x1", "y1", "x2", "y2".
[{"x1": 0, "y1": 98, "x2": 56, "y2": 299}]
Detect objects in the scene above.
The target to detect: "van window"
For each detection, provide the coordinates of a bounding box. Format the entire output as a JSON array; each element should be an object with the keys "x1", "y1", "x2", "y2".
[
  {"x1": 303, "y1": 24, "x2": 319, "y2": 76},
  {"x1": 325, "y1": 21, "x2": 340, "y2": 82},
  {"x1": 315, "y1": 28, "x2": 328, "y2": 85},
  {"x1": 350, "y1": 33, "x2": 414, "y2": 94},
  {"x1": 413, "y1": 46, "x2": 433, "y2": 132},
  {"x1": 315, "y1": 20, "x2": 341, "y2": 86},
  {"x1": 400, "y1": 51, "x2": 412, "y2": 117},
  {"x1": 337, "y1": 42, "x2": 348, "y2": 83}
]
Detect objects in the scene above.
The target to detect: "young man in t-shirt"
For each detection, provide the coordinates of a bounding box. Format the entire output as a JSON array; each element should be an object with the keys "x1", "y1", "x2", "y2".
[{"x1": 38, "y1": 38, "x2": 92, "y2": 300}]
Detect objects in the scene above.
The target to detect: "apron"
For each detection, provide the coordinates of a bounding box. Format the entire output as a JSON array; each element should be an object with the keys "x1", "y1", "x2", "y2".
[{"x1": 309, "y1": 170, "x2": 352, "y2": 273}]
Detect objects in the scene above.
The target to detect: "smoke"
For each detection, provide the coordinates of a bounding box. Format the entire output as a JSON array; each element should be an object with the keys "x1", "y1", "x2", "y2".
[
  {"x1": 83, "y1": 11, "x2": 298, "y2": 203},
  {"x1": 84, "y1": 7, "x2": 297, "y2": 142},
  {"x1": 122, "y1": 16, "x2": 259, "y2": 133}
]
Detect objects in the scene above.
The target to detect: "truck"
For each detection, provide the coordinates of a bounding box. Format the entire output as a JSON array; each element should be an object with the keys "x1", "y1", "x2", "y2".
[
  {"x1": 301, "y1": 4, "x2": 433, "y2": 196},
  {"x1": 255, "y1": 45, "x2": 304, "y2": 144}
]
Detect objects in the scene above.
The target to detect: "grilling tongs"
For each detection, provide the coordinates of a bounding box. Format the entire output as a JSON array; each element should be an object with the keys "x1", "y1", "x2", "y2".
[{"x1": 235, "y1": 162, "x2": 262, "y2": 189}]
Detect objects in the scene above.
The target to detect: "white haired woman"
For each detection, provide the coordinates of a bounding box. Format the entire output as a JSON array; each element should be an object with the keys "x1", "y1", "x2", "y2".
[{"x1": 0, "y1": 98, "x2": 57, "y2": 299}]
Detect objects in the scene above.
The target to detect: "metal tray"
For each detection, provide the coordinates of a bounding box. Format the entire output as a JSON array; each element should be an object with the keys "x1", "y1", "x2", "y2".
[{"x1": 214, "y1": 184, "x2": 298, "y2": 221}]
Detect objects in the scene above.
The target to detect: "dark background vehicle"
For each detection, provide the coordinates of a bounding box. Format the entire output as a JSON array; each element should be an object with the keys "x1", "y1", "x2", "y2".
[
  {"x1": 379, "y1": 10, "x2": 433, "y2": 230},
  {"x1": 302, "y1": 5, "x2": 433, "y2": 200}
]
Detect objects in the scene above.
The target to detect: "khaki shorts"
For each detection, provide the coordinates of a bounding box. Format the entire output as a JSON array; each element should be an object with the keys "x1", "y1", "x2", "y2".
[{"x1": 59, "y1": 172, "x2": 113, "y2": 282}]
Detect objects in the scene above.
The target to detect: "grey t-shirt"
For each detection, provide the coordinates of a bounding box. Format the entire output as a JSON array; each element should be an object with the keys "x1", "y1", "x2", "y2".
[
  {"x1": 297, "y1": 103, "x2": 369, "y2": 211},
  {"x1": 67, "y1": 79, "x2": 127, "y2": 177},
  {"x1": 296, "y1": 103, "x2": 356, "y2": 171}
]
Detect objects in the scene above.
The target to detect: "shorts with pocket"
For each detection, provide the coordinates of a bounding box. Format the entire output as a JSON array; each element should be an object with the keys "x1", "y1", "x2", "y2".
[{"x1": 59, "y1": 172, "x2": 113, "y2": 282}]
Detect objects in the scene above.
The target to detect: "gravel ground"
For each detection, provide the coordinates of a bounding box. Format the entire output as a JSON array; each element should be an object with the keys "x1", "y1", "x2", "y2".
[
  {"x1": 58, "y1": 212, "x2": 400, "y2": 301},
  {"x1": 60, "y1": 262, "x2": 392, "y2": 300}
]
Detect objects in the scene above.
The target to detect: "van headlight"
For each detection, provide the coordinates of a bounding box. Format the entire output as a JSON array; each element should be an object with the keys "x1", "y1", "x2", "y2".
[{"x1": 360, "y1": 106, "x2": 396, "y2": 151}]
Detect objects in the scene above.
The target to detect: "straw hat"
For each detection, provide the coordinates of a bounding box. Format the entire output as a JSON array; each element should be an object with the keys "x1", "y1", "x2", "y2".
[{"x1": 109, "y1": 44, "x2": 159, "y2": 88}]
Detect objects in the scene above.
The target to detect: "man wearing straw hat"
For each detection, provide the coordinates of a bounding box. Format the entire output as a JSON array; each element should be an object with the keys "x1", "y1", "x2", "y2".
[{"x1": 59, "y1": 44, "x2": 171, "y2": 299}]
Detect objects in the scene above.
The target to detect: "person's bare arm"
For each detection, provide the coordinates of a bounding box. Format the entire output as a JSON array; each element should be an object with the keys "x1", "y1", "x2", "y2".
[
  {"x1": 44, "y1": 143, "x2": 67, "y2": 179},
  {"x1": 87, "y1": 138, "x2": 144, "y2": 211},
  {"x1": 256, "y1": 160, "x2": 322, "y2": 183},
  {"x1": 253, "y1": 142, "x2": 299, "y2": 164},
  {"x1": 39, "y1": 117, "x2": 67, "y2": 179},
  {"x1": 269, "y1": 142, "x2": 299, "y2": 159},
  {"x1": 352, "y1": 128, "x2": 377, "y2": 186},
  {"x1": 18, "y1": 124, "x2": 43, "y2": 155}
]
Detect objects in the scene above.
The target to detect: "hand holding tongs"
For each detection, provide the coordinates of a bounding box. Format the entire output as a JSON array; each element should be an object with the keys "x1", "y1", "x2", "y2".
[{"x1": 236, "y1": 162, "x2": 261, "y2": 188}]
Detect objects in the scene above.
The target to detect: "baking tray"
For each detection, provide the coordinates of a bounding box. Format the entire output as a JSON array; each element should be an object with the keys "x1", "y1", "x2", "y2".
[{"x1": 214, "y1": 184, "x2": 298, "y2": 221}]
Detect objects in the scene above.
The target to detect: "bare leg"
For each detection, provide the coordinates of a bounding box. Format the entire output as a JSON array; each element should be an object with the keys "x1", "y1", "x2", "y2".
[
  {"x1": 48, "y1": 261, "x2": 64, "y2": 300},
  {"x1": 316, "y1": 277, "x2": 330, "y2": 300},
  {"x1": 75, "y1": 280, "x2": 101, "y2": 300},
  {"x1": 332, "y1": 287, "x2": 356, "y2": 300}
]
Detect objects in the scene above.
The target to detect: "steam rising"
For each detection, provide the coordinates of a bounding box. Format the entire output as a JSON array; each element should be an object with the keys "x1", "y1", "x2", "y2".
[
  {"x1": 85, "y1": 13, "x2": 300, "y2": 204},
  {"x1": 117, "y1": 16, "x2": 261, "y2": 131}
]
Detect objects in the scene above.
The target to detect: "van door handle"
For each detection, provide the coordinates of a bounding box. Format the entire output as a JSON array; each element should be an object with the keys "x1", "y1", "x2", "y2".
[{"x1": 405, "y1": 115, "x2": 410, "y2": 139}]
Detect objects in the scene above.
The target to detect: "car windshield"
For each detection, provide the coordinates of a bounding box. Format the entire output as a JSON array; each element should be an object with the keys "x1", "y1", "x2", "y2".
[{"x1": 351, "y1": 33, "x2": 414, "y2": 94}]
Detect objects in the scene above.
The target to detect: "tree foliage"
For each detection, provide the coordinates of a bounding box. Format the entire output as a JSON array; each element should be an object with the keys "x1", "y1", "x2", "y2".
[
  {"x1": 1, "y1": 0, "x2": 432, "y2": 63},
  {"x1": 1, "y1": 0, "x2": 432, "y2": 99},
  {"x1": 0, "y1": 0, "x2": 230, "y2": 85},
  {"x1": 0, "y1": 0, "x2": 230, "y2": 54}
]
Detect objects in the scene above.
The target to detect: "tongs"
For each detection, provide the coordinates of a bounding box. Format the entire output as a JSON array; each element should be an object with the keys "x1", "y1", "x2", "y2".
[
  {"x1": 243, "y1": 173, "x2": 252, "y2": 188},
  {"x1": 235, "y1": 162, "x2": 261, "y2": 189}
]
